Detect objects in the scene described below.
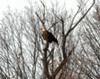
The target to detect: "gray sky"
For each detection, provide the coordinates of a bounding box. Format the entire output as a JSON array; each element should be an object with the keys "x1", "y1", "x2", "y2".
[{"x1": 0, "y1": 0, "x2": 78, "y2": 18}]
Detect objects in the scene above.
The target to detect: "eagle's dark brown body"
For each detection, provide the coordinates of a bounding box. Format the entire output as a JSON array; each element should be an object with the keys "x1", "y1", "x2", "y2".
[{"x1": 41, "y1": 29, "x2": 58, "y2": 45}]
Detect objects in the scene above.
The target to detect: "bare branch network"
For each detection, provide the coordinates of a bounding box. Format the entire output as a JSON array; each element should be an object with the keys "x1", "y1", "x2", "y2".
[{"x1": 0, "y1": 0, "x2": 100, "y2": 79}]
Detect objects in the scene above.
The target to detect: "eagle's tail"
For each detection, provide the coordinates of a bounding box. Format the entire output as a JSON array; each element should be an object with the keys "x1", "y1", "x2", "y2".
[{"x1": 54, "y1": 38, "x2": 59, "y2": 45}]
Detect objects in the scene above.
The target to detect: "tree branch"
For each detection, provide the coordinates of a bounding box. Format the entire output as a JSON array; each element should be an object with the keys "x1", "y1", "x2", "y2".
[
  {"x1": 65, "y1": 0, "x2": 95, "y2": 38},
  {"x1": 53, "y1": 46, "x2": 75, "y2": 78}
]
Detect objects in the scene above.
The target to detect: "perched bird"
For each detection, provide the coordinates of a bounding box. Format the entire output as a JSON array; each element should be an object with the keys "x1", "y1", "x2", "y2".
[{"x1": 40, "y1": 27, "x2": 58, "y2": 45}]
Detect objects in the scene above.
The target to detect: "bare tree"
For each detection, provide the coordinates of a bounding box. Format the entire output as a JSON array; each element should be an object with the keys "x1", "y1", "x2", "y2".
[
  {"x1": 35, "y1": 0, "x2": 95, "y2": 79},
  {"x1": 74, "y1": 0, "x2": 100, "y2": 79},
  {"x1": 0, "y1": 0, "x2": 95, "y2": 79}
]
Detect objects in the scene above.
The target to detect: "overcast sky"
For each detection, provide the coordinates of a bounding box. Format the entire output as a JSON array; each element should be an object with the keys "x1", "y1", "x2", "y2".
[{"x1": 0, "y1": 0, "x2": 78, "y2": 18}]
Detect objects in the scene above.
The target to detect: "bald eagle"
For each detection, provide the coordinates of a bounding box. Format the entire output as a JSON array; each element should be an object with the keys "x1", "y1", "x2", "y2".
[{"x1": 40, "y1": 27, "x2": 58, "y2": 45}]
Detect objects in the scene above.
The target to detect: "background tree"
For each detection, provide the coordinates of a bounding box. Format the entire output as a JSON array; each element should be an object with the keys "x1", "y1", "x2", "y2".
[
  {"x1": 77, "y1": 0, "x2": 100, "y2": 78},
  {"x1": 0, "y1": 0, "x2": 96, "y2": 79}
]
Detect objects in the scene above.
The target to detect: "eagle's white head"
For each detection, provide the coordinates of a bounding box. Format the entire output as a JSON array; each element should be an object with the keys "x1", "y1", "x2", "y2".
[{"x1": 40, "y1": 27, "x2": 46, "y2": 32}]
